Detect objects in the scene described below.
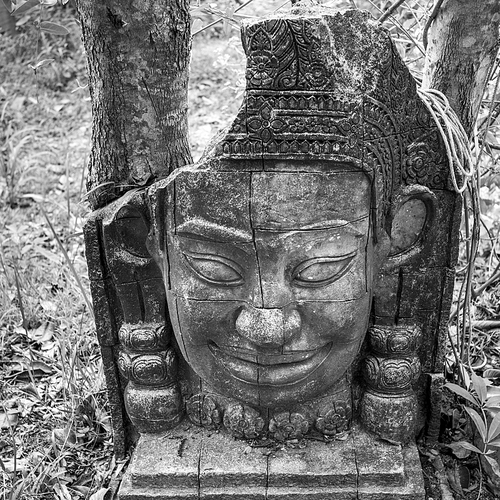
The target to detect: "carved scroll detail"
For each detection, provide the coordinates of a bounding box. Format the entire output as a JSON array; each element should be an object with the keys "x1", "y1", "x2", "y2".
[
  {"x1": 119, "y1": 323, "x2": 182, "y2": 433},
  {"x1": 360, "y1": 325, "x2": 422, "y2": 443}
]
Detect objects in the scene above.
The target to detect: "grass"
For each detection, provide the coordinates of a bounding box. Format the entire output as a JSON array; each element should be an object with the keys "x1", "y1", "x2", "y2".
[
  {"x1": 0, "y1": 1, "x2": 499, "y2": 499},
  {"x1": 0, "y1": 4, "x2": 110, "y2": 498}
]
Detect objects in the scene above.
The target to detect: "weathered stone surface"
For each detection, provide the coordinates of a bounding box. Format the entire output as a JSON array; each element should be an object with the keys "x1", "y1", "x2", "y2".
[
  {"x1": 119, "y1": 428, "x2": 424, "y2": 499},
  {"x1": 267, "y1": 435, "x2": 356, "y2": 488},
  {"x1": 200, "y1": 432, "x2": 267, "y2": 491},
  {"x1": 354, "y1": 429, "x2": 406, "y2": 487},
  {"x1": 129, "y1": 429, "x2": 201, "y2": 489}
]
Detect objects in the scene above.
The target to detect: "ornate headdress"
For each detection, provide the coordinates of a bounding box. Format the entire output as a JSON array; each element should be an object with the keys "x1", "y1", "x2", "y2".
[{"x1": 201, "y1": 8, "x2": 450, "y2": 228}]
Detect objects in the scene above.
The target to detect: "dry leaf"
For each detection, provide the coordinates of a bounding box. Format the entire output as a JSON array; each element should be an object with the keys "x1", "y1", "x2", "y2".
[
  {"x1": 2, "y1": 457, "x2": 28, "y2": 473},
  {"x1": 27, "y1": 322, "x2": 54, "y2": 342},
  {"x1": 10, "y1": 360, "x2": 54, "y2": 380},
  {"x1": 89, "y1": 487, "x2": 110, "y2": 500},
  {"x1": 52, "y1": 427, "x2": 77, "y2": 451},
  {"x1": 0, "y1": 411, "x2": 19, "y2": 430},
  {"x1": 448, "y1": 442, "x2": 472, "y2": 459},
  {"x1": 54, "y1": 482, "x2": 72, "y2": 500}
]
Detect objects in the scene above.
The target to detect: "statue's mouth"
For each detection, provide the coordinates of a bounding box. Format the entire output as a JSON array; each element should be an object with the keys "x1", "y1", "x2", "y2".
[{"x1": 208, "y1": 342, "x2": 332, "y2": 386}]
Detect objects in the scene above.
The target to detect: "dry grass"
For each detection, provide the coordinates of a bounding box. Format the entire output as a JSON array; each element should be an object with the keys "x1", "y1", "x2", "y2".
[{"x1": 0, "y1": 5, "x2": 111, "y2": 498}]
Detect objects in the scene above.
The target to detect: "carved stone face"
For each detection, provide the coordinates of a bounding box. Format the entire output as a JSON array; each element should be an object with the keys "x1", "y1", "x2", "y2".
[{"x1": 162, "y1": 165, "x2": 382, "y2": 408}]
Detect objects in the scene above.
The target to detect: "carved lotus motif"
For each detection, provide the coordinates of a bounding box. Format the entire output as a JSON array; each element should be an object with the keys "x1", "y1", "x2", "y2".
[
  {"x1": 223, "y1": 403, "x2": 264, "y2": 439},
  {"x1": 315, "y1": 402, "x2": 350, "y2": 436},
  {"x1": 248, "y1": 54, "x2": 279, "y2": 87},
  {"x1": 269, "y1": 411, "x2": 309, "y2": 441},
  {"x1": 306, "y1": 62, "x2": 328, "y2": 87},
  {"x1": 405, "y1": 143, "x2": 428, "y2": 185},
  {"x1": 186, "y1": 394, "x2": 221, "y2": 429}
]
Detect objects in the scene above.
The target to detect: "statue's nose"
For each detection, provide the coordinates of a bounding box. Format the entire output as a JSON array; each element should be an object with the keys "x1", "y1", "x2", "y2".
[{"x1": 235, "y1": 306, "x2": 301, "y2": 348}]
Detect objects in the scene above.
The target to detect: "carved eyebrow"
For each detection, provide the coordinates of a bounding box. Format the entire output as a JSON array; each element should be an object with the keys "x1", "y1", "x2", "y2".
[
  {"x1": 176, "y1": 219, "x2": 253, "y2": 242},
  {"x1": 295, "y1": 214, "x2": 370, "y2": 231},
  {"x1": 254, "y1": 214, "x2": 370, "y2": 232}
]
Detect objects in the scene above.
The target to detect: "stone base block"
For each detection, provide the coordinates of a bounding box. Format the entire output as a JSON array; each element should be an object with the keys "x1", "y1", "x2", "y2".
[{"x1": 119, "y1": 425, "x2": 424, "y2": 500}]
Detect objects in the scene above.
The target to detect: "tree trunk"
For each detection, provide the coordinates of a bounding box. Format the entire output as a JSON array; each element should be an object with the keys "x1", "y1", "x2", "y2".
[
  {"x1": 76, "y1": 0, "x2": 192, "y2": 210},
  {"x1": 422, "y1": 0, "x2": 500, "y2": 135},
  {"x1": 420, "y1": 0, "x2": 500, "y2": 448}
]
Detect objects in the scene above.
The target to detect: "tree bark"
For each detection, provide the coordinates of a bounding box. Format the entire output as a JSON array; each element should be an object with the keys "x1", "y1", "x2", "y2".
[
  {"x1": 76, "y1": 0, "x2": 192, "y2": 210},
  {"x1": 422, "y1": 0, "x2": 500, "y2": 135}
]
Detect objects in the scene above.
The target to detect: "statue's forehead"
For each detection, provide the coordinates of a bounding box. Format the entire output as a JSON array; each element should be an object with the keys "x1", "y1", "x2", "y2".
[{"x1": 173, "y1": 169, "x2": 371, "y2": 238}]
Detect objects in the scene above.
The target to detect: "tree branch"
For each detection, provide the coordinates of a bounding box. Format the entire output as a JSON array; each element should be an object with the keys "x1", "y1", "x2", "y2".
[{"x1": 378, "y1": 0, "x2": 407, "y2": 24}]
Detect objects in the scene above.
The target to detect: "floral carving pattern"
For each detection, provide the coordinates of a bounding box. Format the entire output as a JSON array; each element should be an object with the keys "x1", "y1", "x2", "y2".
[
  {"x1": 186, "y1": 394, "x2": 222, "y2": 429},
  {"x1": 223, "y1": 403, "x2": 265, "y2": 439},
  {"x1": 361, "y1": 326, "x2": 423, "y2": 442},
  {"x1": 315, "y1": 401, "x2": 351, "y2": 436},
  {"x1": 118, "y1": 323, "x2": 168, "y2": 351},
  {"x1": 269, "y1": 411, "x2": 310, "y2": 441},
  {"x1": 213, "y1": 11, "x2": 450, "y2": 214}
]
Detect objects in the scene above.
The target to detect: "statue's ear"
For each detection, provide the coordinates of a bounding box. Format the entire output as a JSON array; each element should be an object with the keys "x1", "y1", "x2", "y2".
[
  {"x1": 382, "y1": 185, "x2": 436, "y2": 271},
  {"x1": 102, "y1": 189, "x2": 154, "y2": 277}
]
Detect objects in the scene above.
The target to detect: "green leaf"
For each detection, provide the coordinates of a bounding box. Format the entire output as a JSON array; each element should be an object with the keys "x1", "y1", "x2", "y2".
[
  {"x1": 487, "y1": 412, "x2": 500, "y2": 442},
  {"x1": 12, "y1": 0, "x2": 39, "y2": 15},
  {"x1": 464, "y1": 406, "x2": 487, "y2": 442},
  {"x1": 484, "y1": 455, "x2": 500, "y2": 476},
  {"x1": 444, "y1": 383, "x2": 479, "y2": 406},
  {"x1": 484, "y1": 369, "x2": 500, "y2": 378},
  {"x1": 454, "y1": 441, "x2": 483, "y2": 455},
  {"x1": 488, "y1": 439, "x2": 500, "y2": 448},
  {"x1": 39, "y1": 21, "x2": 69, "y2": 35},
  {"x1": 471, "y1": 371, "x2": 488, "y2": 405},
  {"x1": 486, "y1": 396, "x2": 500, "y2": 408}
]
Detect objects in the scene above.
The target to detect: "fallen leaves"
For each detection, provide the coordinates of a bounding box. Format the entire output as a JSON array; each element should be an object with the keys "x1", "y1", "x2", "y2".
[{"x1": 0, "y1": 318, "x2": 112, "y2": 498}]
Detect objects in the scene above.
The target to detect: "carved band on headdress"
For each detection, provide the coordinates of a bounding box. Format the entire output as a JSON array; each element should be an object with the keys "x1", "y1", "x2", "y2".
[{"x1": 202, "y1": 9, "x2": 450, "y2": 223}]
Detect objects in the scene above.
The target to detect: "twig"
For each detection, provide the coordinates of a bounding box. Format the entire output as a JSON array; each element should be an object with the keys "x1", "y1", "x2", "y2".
[
  {"x1": 471, "y1": 320, "x2": 500, "y2": 330},
  {"x1": 478, "y1": 102, "x2": 500, "y2": 130},
  {"x1": 378, "y1": 0, "x2": 407, "y2": 24},
  {"x1": 41, "y1": 207, "x2": 94, "y2": 316},
  {"x1": 476, "y1": 455, "x2": 483, "y2": 500},
  {"x1": 367, "y1": 0, "x2": 426, "y2": 56},
  {"x1": 473, "y1": 267, "x2": 500, "y2": 298},
  {"x1": 192, "y1": 0, "x2": 257, "y2": 36},
  {"x1": 423, "y1": 0, "x2": 445, "y2": 50}
]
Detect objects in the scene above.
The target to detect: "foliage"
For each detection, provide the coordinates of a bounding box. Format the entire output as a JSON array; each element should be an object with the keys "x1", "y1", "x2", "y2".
[{"x1": 445, "y1": 369, "x2": 500, "y2": 474}]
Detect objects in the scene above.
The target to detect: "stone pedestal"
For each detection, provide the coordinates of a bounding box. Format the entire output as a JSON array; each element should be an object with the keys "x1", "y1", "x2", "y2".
[{"x1": 119, "y1": 425, "x2": 425, "y2": 500}]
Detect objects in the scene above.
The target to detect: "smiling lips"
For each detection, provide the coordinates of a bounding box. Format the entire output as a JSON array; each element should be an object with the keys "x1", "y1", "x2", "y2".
[{"x1": 208, "y1": 342, "x2": 333, "y2": 386}]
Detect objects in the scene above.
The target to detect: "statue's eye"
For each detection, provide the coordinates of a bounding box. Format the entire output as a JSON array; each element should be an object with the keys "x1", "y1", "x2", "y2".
[
  {"x1": 183, "y1": 252, "x2": 244, "y2": 286},
  {"x1": 292, "y1": 253, "x2": 356, "y2": 288}
]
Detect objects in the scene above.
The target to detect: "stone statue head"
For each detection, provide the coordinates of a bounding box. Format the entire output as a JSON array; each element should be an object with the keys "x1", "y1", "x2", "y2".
[
  {"x1": 147, "y1": 8, "x2": 447, "y2": 410},
  {"x1": 87, "y1": 8, "x2": 456, "y2": 446}
]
